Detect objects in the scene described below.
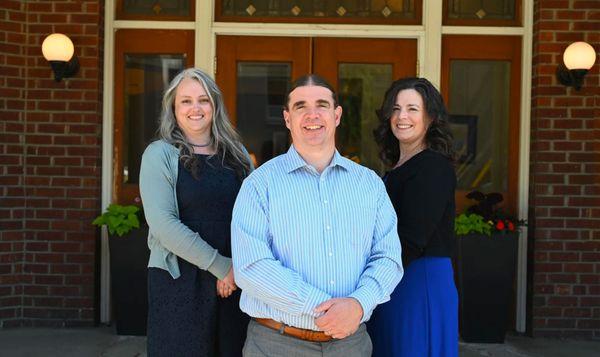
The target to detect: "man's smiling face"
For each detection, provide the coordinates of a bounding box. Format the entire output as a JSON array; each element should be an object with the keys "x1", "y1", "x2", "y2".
[{"x1": 283, "y1": 85, "x2": 342, "y2": 152}]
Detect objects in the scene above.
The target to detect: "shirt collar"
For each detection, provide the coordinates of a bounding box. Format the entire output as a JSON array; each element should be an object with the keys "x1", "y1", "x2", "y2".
[{"x1": 284, "y1": 145, "x2": 351, "y2": 174}]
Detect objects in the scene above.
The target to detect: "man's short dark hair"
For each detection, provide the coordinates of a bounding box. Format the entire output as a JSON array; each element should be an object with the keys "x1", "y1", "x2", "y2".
[{"x1": 284, "y1": 74, "x2": 338, "y2": 110}]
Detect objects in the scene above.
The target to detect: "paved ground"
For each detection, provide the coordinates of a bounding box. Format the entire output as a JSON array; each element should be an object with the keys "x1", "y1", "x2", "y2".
[{"x1": 0, "y1": 326, "x2": 598, "y2": 356}]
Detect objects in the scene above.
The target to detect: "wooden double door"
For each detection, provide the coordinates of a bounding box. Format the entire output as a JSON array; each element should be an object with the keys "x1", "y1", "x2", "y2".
[
  {"x1": 216, "y1": 36, "x2": 417, "y2": 171},
  {"x1": 112, "y1": 32, "x2": 416, "y2": 204}
]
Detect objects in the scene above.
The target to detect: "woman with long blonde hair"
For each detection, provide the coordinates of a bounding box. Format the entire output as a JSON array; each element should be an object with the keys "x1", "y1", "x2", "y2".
[{"x1": 140, "y1": 68, "x2": 252, "y2": 356}]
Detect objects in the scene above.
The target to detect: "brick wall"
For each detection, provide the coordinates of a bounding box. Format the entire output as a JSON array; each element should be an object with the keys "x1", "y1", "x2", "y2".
[
  {"x1": 0, "y1": 0, "x2": 26, "y2": 328},
  {"x1": 530, "y1": 0, "x2": 600, "y2": 338},
  {"x1": 0, "y1": 0, "x2": 103, "y2": 327}
]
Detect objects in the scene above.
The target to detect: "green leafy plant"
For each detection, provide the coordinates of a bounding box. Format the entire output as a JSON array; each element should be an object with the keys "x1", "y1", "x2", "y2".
[
  {"x1": 455, "y1": 213, "x2": 492, "y2": 236},
  {"x1": 456, "y1": 190, "x2": 527, "y2": 237},
  {"x1": 92, "y1": 204, "x2": 141, "y2": 237}
]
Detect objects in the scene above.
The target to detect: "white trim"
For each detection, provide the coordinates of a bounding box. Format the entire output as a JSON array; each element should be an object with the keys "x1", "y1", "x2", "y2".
[
  {"x1": 422, "y1": 0, "x2": 443, "y2": 87},
  {"x1": 516, "y1": 0, "x2": 534, "y2": 333},
  {"x1": 113, "y1": 20, "x2": 195, "y2": 29},
  {"x1": 442, "y1": 26, "x2": 525, "y2": 36},
  {"x1": 100, "y1": 0, "x2": 116, "y2": 324},
  {"x1": 212, "y1": 22, "x2": 423, "y2": 38},
  {"x1": 195, "y1": 0, "x2": 213, "y2": 72}
]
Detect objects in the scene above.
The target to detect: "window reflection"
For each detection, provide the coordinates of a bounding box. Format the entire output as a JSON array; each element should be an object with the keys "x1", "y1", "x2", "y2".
[
  {"x1": 124, "y1": 55, "x2": 184, "y2": 183},
  {"x1": 338, "y1": 63, "x2": 392, "y2": 174},
  {"x1": 449, "y1": 60, "x2": 510, "y2": 193},
  {"x1": 236, "y1": 63, "x2": 291, "y2": 167}
]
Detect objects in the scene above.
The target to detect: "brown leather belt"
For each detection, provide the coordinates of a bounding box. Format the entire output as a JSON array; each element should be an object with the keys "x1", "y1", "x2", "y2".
[{"x1": 254, "y1": 318, "x2": 332, "y2": 342}]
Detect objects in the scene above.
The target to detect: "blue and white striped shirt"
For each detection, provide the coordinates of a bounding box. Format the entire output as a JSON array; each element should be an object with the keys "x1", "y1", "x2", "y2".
[{"x1": 231, "y1": 145, "x2": 403, "y2": 330}]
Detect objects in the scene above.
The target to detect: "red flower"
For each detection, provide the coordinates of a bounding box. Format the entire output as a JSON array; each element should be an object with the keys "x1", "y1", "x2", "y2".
[
  {"x1": 496, "y1": 220, "x2": 505, "y2": 231},
  {"x1": 507, "y1": 221, "x2": 515, "y2": 231}
]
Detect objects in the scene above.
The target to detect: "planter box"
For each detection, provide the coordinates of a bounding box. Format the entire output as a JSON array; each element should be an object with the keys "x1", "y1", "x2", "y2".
[
  {"x1": 456, "y1": 232, "x2": 518, "y2": 343},
  {"x1": 108, "y1": 224, "x2": 150, "y2": 336}
]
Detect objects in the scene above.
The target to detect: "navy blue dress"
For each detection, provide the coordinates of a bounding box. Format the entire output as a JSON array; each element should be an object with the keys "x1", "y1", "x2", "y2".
[
  {"x1": 367, "y1": 150, "x2": 458, "y2": 357},
  {"x1": 147, "y1": 154, "x2": 249, "y2": 357}
]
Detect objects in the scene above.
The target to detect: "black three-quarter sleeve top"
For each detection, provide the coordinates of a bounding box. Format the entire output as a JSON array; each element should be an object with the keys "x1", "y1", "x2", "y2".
[{"x1": 384, "y1": 149, "x2": 457, "y2": 268}]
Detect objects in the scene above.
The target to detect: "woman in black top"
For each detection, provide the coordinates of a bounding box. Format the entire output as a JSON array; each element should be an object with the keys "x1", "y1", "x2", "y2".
[{"x1": 367, "y1": 77, "x2": 458, "y2": 357}]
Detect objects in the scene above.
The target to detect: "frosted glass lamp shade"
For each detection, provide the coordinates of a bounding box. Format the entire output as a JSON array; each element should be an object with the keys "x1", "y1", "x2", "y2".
[
  {"x1": 42, "y1": 33, "x2": 75, "y2": 61},
  {"x1": 563, "y1": 42, "x2": 596, "y2": 70}
]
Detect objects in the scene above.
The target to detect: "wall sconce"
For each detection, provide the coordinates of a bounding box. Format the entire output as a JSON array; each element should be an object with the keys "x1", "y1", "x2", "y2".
[
  {"x1": 41, "y1": 33, "x2": 79, "y2": 82},
  {"x1": 556, "y1": 41, "x2": 597, "y2": 91}
]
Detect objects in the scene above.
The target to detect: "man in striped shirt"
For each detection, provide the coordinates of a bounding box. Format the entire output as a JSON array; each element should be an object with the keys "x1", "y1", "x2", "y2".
[{"x1": 231, "y1": 74, "x2": 403, "y2": 356}]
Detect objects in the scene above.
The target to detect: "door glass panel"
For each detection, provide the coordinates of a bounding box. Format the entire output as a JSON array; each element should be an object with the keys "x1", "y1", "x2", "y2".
[
  {"x1": 120, "y1": 0, "x2": 192, "y2": 17},
  {"x1": 236, "y1": 62, "x2": 291, "y2": 167},
  {"x1": 449, "y1": 59, "x2": 510, "y2": 193},
  {"x1": 447, "y1": 0, "x2": 516, "y2": 20},
  {"x1": 219, "y1": 0, "x2": 417, "y2": 22},
  {"x1": 123, "y1": 55, "x2": 185, "y2": 184},
  {"x1": 338, "y1": 63, "x2": 393, "y2": 174}
]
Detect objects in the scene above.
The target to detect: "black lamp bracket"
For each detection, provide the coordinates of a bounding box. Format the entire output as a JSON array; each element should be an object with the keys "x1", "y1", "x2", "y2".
[
  {"x1": 49, "y1": 56, "x2": 79, "y2": 82},
  {"x1": 556, "y1": 62, "x2": 588, "y2": 91}
]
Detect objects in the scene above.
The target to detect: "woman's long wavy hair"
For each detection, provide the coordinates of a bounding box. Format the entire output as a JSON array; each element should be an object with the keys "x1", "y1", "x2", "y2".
[
  {"x1": 373, "y1": 77, "x2": 456, "y2": 167},
  {"x1": 158, "y1": 68, "x2": 251, "y2": 179}
]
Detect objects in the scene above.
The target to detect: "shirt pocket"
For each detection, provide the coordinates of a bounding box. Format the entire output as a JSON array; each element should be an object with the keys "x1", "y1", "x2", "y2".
[{"x1": 339, "y1": 203, "x2": 377, "y2": 252}]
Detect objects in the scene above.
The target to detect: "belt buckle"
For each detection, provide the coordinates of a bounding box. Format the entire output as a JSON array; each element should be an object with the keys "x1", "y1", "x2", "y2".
[{"x1": 278, "y1": 323, "x2": 286, "y2": 335}]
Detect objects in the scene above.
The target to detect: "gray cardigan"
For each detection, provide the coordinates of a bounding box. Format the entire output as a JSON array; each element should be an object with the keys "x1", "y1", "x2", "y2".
[{"x1": 139, "y1": 140, "x2": 232, "y2": 280}]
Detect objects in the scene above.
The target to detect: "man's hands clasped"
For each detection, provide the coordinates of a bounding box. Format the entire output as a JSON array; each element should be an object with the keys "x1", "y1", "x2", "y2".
[{"x1": 314, "y1": 297, "x2": 364, "y2": 339}]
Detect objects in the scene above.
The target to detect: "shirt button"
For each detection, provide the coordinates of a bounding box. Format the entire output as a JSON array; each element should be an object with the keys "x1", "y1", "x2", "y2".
[
  {"x1": 324, "y1": 200, "x2": 328, "y2": 204},
  {"x1": 330, "y1": 280, "x2": 335, "y2": 285},
  {"x1": 328, "y1": 252, "x2": 333, "y2": 257},
  {"x1": 326, "y1": 226, "x2": 331, "y2": 230}
]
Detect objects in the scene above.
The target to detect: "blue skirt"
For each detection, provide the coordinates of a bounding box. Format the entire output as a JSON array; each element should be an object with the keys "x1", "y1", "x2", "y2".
[{"x1": 367, "y1": 257, "x2": 458, "y2": 357}]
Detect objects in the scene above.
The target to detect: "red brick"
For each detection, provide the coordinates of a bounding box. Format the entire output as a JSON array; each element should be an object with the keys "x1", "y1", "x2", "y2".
[
  {"x1": 569, "y1": 130, "x2": 597, "y2": 140},
  {"x1": 584, "y1": 163, "x2": 600, "y2": 173},
  {"x1": 34, "y1": 275, "x2": 63, "y2": 285},
  {"x1": 548, "y1": 274, "x2": 577, "y2": 283},
  {"x1": 566, "y1": 219, "x2": 600, "y2": 229},
  {"x1": 50, "y1": 264, "x2": 80, "y2": 275},
  {"x1": 555, "y1": 11, "x2": 587, "y2": 20},
  {"x1": 547, "y1": 297, "x2": 578, "y2": 307},
  {"x1": 568, "y1": 197, "x2": 600, "y2": 207},
  {"x1": 548, "y1": 230, "x2": 580, "y2": 240},
  {"x1": 570, "y1": 153, "x2": 600, "y2": 162},
  {"x1": 549, "y1": 252, "x2": 580, "y2": 262},
  {"x1": 577, "y1": 320, "x2": 600, "y2": 329},
  {"x1": 573, "y1": 22, "x2": 600, "y2": 31},
  {"x1": 553, "y1": 141, "x2": 583, "y2": 151}
]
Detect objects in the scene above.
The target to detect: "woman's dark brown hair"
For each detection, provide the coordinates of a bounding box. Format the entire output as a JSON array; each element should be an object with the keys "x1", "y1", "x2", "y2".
[{"x1": 373, "y1": 77, "x2": 456, "y2": 167}]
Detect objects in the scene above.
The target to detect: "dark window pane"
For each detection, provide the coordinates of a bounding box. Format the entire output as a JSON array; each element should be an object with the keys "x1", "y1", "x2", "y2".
[
  {"x1": 449, "y1": 59, "x2": 511, "y2": 193},
  {"x1": 338, "y1": 63, "x2": 392, "y2": 174},
  {"x1": 236, "y1": 62, "x2": 291, "y2": 167},
  {"x1": 220, "y1": 0, "x2": 416, "y2": 22},
  {"x1": 122, "y1": 0, "x2": 192, "y2": 17},
  {"x1": 447, "y1": 0, "x2": 515, "y2": 20},
  {"x1": 123, "y1": 55, "x2": 185, "y2": 184}
]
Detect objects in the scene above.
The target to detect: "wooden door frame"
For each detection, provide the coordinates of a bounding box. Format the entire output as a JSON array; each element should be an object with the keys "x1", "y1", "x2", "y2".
[
  {"x1": 313, "y1": 37, "x2": 418, "y2": 89},
  {"x1": 441, "y1": 35, "x2": 522, "y2": 214},
  {"x1": 113, "y1": 29, "x2": 194, "y2": 204}
]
